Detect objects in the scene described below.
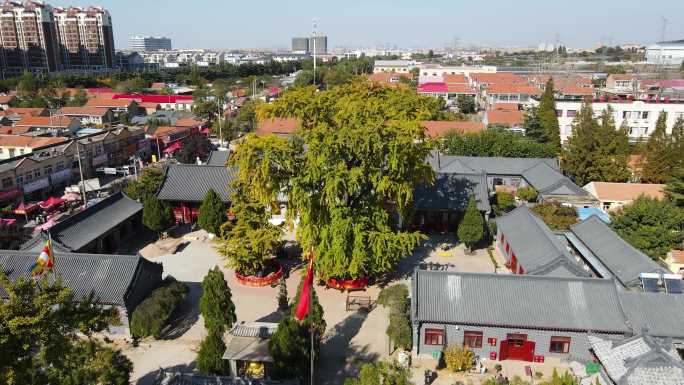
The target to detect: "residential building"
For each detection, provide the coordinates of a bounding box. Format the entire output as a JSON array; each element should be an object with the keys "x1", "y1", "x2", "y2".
[
  {"x1": 665, "y1": 250, "x2": 684, "y2": 276},
  {"x1": 22, "y1": 192, "x2": 143, "y2": 254},
  {"x1": 112, "y1": 94, "x2": 193, "y2": 111},
  {"x1": 368, "y1": 71, "x2": 413, "y2": 86},
  {"x1": 256, "y1": 117, "x2": 300, "y2": 136},
  {"x1": 58, "y1": 106, "x2": 113, "y2": 125},
  {"x1": 417, "y1": 82, "x2": 477, "y2": 102},
  {"x1": 0, "y1": 249, "x2": 162, "y2": 336},
  {"x1": 485, "y1": 108, "x2": 524, "y2": 128},
  {"x1": 373, "y1": 60, "x2": 418, "y2": 74},
  {"x1": 130, "y1": 35, "x2": 171, "y2": 51},
  {"x1": 0, "y1": 0, "x2": 61, "y2": 74},
  {"x1": 156, "y1": 164, "x2": 236, "y2": 224},
  {"x1": 13, "y1": 115, "x2": 80, "y2": 135},
  {"x1": 411, "y1": 270, "x2": 684, "y2": 363},
  {"x1": 52, "y1": 6, "x2": 115, "y2": 70},
  {"x1": 0, "y1": 146, "x2": 73, "y2": 201},
  {"x1": 646, "y1": 39, "x2": 684, "y2": 66},
  {"x1": 530, "y1": 99, "x2": 684, "y2": 142},
  {"x1": 418, "y1": 64, "x2": 497, "y2": 78},
  {"x1": 480, "y1": 83, "x2": 541, "y2": 109},
  {"x1": 291, "y1": 37, "x2": 309, "y2": 54},
  {"x1": 0, "y1": 134, "x2": 67, "y2": 159},
  {"x1": 583, "y1": 182, "x2": 665, "y2": 212},
  {"x1": 310, "y1": 35, "x2": 327, "y2": 54},
  {"x1": 85, "y1": 98, "x2": 138, "y2": 117}
]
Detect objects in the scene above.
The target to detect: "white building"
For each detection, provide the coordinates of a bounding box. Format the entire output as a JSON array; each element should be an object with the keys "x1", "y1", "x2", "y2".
[
  {"x1": 130, "y1": 36, "x2": 171, "y2": 51},
  {"x1": 418, "y1": 64, "x2": 497, "y2": 78},
  {"x1": 373, "y1": 60, "x2": 418, "y2": 73},
  {"x1": 529, "y1": 99, "x2": 684, "y2": 142},
  {"x1": 646, "y1": 40, "x2": 684, "y2": 66}
]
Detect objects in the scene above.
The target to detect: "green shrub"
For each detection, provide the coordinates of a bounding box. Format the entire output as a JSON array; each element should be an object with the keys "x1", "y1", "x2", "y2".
[
  {"x1": 516, "y1": 186, "x2": 538, "y2": 202},
  {"x1": 377, "y1": 284, "x2": 408, "y2": 310},
  {"x1": 493, "y1": 191, "x2": 516, "y2": 216},
  {"x1": 377, "y1": 284, "x2": 412, "y2": 351},
  {"x1": 531, "y1": 202, "x2": 578, "y2": 230},
  {"x1": 443, "y1": 344, "x2": 474, "y2": 372},
  {"x1": 130, "y1": 276, "x2": 188, "y2": 339}
]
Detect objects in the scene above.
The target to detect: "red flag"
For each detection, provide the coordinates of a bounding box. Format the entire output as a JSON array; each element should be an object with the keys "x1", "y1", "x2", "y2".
[{"x1": 295, "y1": 260, "x2": 314, "y2": 321}]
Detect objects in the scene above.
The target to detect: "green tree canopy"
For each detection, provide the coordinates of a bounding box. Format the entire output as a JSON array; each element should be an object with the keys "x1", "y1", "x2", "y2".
[
  {"x1": 177, "y1": 134, "x2": 212, "y2": 164},
  {"x1": 268, "y1": 317, "x2": 310, "y2": 379},
  {"x1": 344, "y1": 362, "x2": 411, "y2": 385},
  {"x1": 217, "y1": 188, "x2": 282, "y2": 276},
  {"x1": 538, "y1": 78, "x2": 561, "y2": 151},
  {"x1": 457, "y1": 196, "x2": 485, "y2": 251},
  {"x1": 641, "y1": 112, "x2": 677, "y2": 183},
  {"x1": 610, "y1": 196, "x2": 684, "y2": 260},
  {"x1": 123, "y1": 167, "x2": 165, "y2": 201},
  {"x1": 0, "y1": 273, "x2": 127, "y2": 384},
  {"x1": 196, "y1": 328, "x2": 230, "y2": 375},
  {"x1": 665, "y1": 167, "x2": 684, "y2": 207},
  {"x1": 531, "y1": 202, "x2": 578, "y2": 230},
  {"x1": 523, "y1": 107, "x2": 546, "y2": 143},
  {"x1": 442, "y1": 129, "x2": 556, "y2": 158},
  {"x1": 457, "y1": 94, "x2": 476, "y2": 114},
  {"x1": 142, "y1": 194, "x2": 175, "y2": 236},
  {"x1": 199, "y1": 266, "x2": 236, "y2": 333},
  {"x1": 198, "y1": 189, "x2": 227, "y2": 235},
  {"x1": 232, "y1": 80, "x2": 436, "y2": 280}
]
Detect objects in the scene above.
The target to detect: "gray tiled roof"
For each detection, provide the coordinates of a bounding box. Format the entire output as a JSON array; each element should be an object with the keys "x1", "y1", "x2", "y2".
[
  {"x1": 430, "y1": 153, "x2": 559, "y2": 175},
  {"x1": 0, "y1": 250, "x2": 160, "y2": 306},
  {"x1": 156, "y1": 164, "x2": 236, "y2": 203},
  {"x1": 21, "y1": 192, "x2": 142, "y2": 253},
  {"x1": 619, "y1": 292, "x2": 684, "y2": 339},
  {"x1": 589, "y1": 334, "x2": 684, "y2": 385},
  {"x1": 206, "y1": 150, "x2": 229, "y2": 167},
  {"x1": 414, "y1": 173, "x2": 491, "y2": 212},
  {"x1": 229, "y1": 322, "x2": 277, "y2": 338},
  {"x1": 412, "y1": 270, "x2": 630, "y2": 333},
  {"x1": 521, "y1": 162, "x2": 587, "y2": 196},
  {"x1": 496, "y1": 205, "x2": 589, "y2": 278},
  {"x1": 569, "y1": 216, "x2": 667, "y2": 288}
]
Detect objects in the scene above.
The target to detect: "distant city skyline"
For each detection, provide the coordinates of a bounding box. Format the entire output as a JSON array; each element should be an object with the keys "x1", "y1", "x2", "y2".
[{"x1": 62, "y1": 0, "x2": 684, "y2": 51}]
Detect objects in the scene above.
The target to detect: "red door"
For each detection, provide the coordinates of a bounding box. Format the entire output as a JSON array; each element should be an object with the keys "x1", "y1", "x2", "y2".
[{"x1": 500, "y1": 334, "x2": 535, "y2": 361}]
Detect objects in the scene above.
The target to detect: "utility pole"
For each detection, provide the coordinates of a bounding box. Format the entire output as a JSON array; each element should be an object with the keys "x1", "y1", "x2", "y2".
[
  {"x1": 217, "y1": 98, "x2": 223, "y2": 149},
  {"x1": 75, "y1": 140, "x2": 87, "y2": 208},
  {"x1": 312, "y1": 18, "x2": 317, "y2": 87}
]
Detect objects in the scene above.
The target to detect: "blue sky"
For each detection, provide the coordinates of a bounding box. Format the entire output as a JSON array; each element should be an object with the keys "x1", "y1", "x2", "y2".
[{"x1": 64, "y1": 0, "x2": 684, "y2": 50}]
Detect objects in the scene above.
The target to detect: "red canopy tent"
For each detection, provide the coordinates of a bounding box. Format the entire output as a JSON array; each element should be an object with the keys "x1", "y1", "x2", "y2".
[
  {"x1": 163, "y1": 141, "x2": 182, "y2": 154},
  {"x1": 13, "y1": 202, "x2": 39, "y2": 215},
  {"x1": 40, "y1": 196, "x2": 65, "y2": 210}
]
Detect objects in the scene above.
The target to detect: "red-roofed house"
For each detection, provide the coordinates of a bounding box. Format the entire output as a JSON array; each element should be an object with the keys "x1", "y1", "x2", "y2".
[
  {"x1": 368, "y1": 72, "x2": 413, "y2": 87},
  {"x1": 0, "y1": 135, "x2": 68, "y2": 160},
  {"x1": 481, "y1": 83, "x2": 541, "y2": 109},
  {"x1": 86, "y1": 98, "x2": 138, "y2": 115},
  {"x1": 420, "y1": 121, "x2": 485, "y2": 138},
  {"x1": 58, "y1": 107, "x2": 114, "y2": 125},
  {"x1": 443, "y1": 74, "x2": 467, "y2": 84},
  {"x1": 113, "y1": 94, "x2": 194, "y2": 111},
  {"x1": 418, "y1": 82, "x2": 449, "y2": 99},
  {"x1": 486, "y1": 109, "x2": 524, "y2": 128},
  {"x1": 256, "y1": 118, "x2": 300, "y2": 136},
  {"x1": 14, "y1": 116, "x2": 81, "y2": 135},
  {"x1": 139, "y1": 102, "x2": 161, "y2": 115}
]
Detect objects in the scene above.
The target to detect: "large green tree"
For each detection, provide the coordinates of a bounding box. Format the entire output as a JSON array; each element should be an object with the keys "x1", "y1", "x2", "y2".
[
  {"x1": 123, "y1": 167, "x2": 165, "y2": 201},
  {"x1": 610, "y1": 196, "x2": 684, "y2": 260},
  {"x1": 665, "y1": 167, "x2": 684, "y2": 207},
  {"x1": 199, "y1": 267, "x2": 236, "y2": 333},
  {"x1": 457, "y1": 95, "x2": 476, "y2": 114},
  {"x1": 231, "y1": 81, "x2": 437, "y2": 280},
  {"x1": 142, "y1": 194, "x2": 175, "y2": 237},
  {"x1": 198, "y1": 189, "x2": 227, "y2": 235},
  {"x1": 641, "y1": 112, "x2": 676, "y2": 183},
  {"x1": 442, "y1": 129, "x2": 556, "y2": 158},
  {"x1": 0, "y1": 274, "x2": 128, "y2": 385},
  {"x1": 538, "y1": 78, "x2": 561, "y2": 151},
  {"x1": 562, "y1": 102, "x2": 599, "y2": 186},
  {"x1": 344, "y1": 361, "x2": 411, "y2": 385},
  {"x1": 457, "y1": 196, "x2": 484, "y2": 252},
  {"x1": 217, "y1": 188, "x2": 282, "y2": 276},
  {"x1": 592, "y1": 109, "x2": 631, "y2": 182},
  {"x1": 523, "y1": 107, "x2": 546, "y2": 143}
]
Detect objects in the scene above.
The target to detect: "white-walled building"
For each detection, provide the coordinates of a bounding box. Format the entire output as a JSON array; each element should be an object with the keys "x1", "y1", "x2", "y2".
[
  {"x1": 646, "y1": 40, "x2": 684, "y2": 66},
  {"x1": 529, "y1": 99, "x2": 684, "y2": 142},
  {"x1": 373, "y1": 60, "x2": 418, "y2": 73},
  {"x1": 418, "y1": 64, "x2": 497, "y2": 78}
]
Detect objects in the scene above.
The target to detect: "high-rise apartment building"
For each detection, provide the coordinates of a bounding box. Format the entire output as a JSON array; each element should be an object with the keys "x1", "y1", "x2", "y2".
[
  {"x1": 0, "y1": 1, "x2": 113, "y2": 75},
  {"x1": 291, "y1": 35, "x2": 328, "y2": 55},
  {"x1": 0, "y1": 0, "x2": 60, "y2": 75},
  {"x1": 53, "y1": 6, "x2": 115, "y2": 70},
  {"x1": 130, "y1": 35, "x2": 171, "y2": 52},
  {"x1": 291, "y1": 37, "x2": 309, "y2": 54}
]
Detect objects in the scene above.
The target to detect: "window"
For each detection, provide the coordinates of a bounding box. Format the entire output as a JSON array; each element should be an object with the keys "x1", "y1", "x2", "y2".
[
  {"x1": 34, "y1": 169, "x2": 40, "y2": 178},
  {"x1": 506, "y1": 333, "x2": 527, "y2": 347},
  {"x1": 642, "y1": 111, "x2": 649, "y2": 119},
  {"x1": 549, "y1": 336, "x2": 571, "y2": 354},
  {"x1": 2, "y1": 177, "x2": 12, "y2": 188},
  {"x1": 16, "y1": 176, "x2": 23, "y2": 185},
  {"x1": 424, "y1": 329, "x2": 444, "y2": 346},
  {"x1": 463, "y1": 331, "x2": 483, "y2": 348},
  {"x1": 25, "y1": 172, "x2": 32, "y2": 181},
  {"x1": 56, "y1": 161, "x2": 64, "y2": 170},
  {"x1": 566, "y1": 110, "x2": 577, "y2": 117},
  {"x1": 44, "y1": 166, "x2": 52, "y2": 175},
  {"x1": 623, "y1": 111, "x2": 630, "y2": 119},
  {"x1": 555, "y1": 109, "x2": 562, "y2": 117}
]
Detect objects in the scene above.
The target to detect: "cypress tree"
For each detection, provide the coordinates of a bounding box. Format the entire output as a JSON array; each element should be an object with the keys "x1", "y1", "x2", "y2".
[
  {"x1": 538, "y1": 78, "x2": 561, "y2": 151},
  {"x1": 199, "y1": 267, "x2": 236, "y2": 333},
  {"x1": 665, "y1": 167, "x2": 684, "y2": 207},
  {"x1": 277, "y1": 276, "x2": 289, "y2": 314},
  {"x1": 523, "y1": 107, "x2": 546, "y2": 143},
  {"x1": 562, "y1": 102, "x2": 599, "y2": 186},
  {"x1": 457, "y1": 196, "x2": 484, "y2": 252},
  {"x1": 142, "y1": 195, "x2": 174, "y2": 237},
  {"x1": 641, "y1": 112, "x2": 674, "y2": 183},
  {"x1": 197, "y1": 188, "x2": 227, "y2": 235},
  {"x1": 593, "y1": 109, "x2": 631, "y2": 182},
  {"x1": 196, "y1": 328, "x2": 230, "y2": 375}
]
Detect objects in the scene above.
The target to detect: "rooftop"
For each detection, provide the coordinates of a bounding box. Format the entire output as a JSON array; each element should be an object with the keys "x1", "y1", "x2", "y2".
[
  {"x1": 156, "y1": 164, "x2": 237, "y2": 203},
  {"x1": 205, "y1": 150, "x2": 229, "y2": 166},
  {"x1": 420, "y1": 120, "x2": 484, "y2": 138},
  {"x1": 0, "y1": 134, "x2": 68, "y2": 148},
  {"x1": 487, "y1": 109, "x2": 524, "y2": 127},
  {"x1": 85, "y1": 98, "x2": 134, "y2": 108},
  {"x1": 584, "y1": 182, "x2": 665, "y2": 202},
  {"x1": 414, "y1": 173, "x2": 491, "y2": 213},
  {"x1": 15, "y1": 116, "x2": 76, "y2": 128},
  {"x1": 256, "y1": 117, "x2": 300, "y2": 135}
]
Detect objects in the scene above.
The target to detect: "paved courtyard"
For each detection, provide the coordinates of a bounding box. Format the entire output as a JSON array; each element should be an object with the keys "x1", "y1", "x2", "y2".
[{"x1": 120, "y1": 232, "x2": 508, "y2": 384}]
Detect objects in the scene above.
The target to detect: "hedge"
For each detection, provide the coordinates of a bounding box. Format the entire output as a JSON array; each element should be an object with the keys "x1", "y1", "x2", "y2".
[{"x1": 130, "y1": 276, "x2": 188, "y2": 339}]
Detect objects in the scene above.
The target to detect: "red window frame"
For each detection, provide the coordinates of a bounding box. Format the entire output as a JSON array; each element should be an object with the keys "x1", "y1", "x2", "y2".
[
  {"x1": 549, "y1": 336, "x2": 571, "y2": 354},
  {"x1": 424, "y1": 329, "x2": 444, "y2": 346},
  {"x1": 463, "y1": 331, "x2": 483, "y2": 348}
]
